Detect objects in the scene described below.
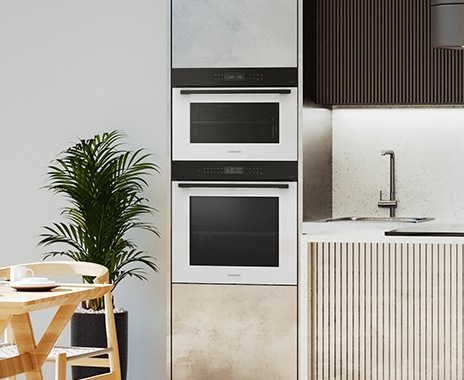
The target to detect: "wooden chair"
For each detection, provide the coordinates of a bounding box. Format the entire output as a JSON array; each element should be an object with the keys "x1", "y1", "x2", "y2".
[{"x1": 0, "y1": 261, "x2": 121, "y2": 380}]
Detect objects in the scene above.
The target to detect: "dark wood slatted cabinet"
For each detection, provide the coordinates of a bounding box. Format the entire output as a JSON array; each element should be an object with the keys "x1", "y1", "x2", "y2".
[{"x1": 304, "y1": 0, "x2": 464, "y2": 105}]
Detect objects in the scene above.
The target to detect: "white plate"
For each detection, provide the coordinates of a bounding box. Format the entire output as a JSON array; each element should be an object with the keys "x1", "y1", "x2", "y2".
[{"x1": 9, "y1": 281, "x2": 57, "y2": 291}]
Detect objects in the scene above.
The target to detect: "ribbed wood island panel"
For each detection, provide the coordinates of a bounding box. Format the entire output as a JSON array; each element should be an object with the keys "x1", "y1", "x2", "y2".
[{"x1": 308, "y1": 242, "x2": 463, "y2": 378}]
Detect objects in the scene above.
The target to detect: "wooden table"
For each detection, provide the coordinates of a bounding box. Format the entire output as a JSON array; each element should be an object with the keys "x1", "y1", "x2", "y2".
[{"x1": 0, "y1": 283, "x2": 113, "y2": 379}]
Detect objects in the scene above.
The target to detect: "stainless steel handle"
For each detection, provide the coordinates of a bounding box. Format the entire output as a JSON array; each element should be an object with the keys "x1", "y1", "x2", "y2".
[
  {"x1": 178, "y1": 183, "x2": 289, "y2": 189},
  {"x1": 180, "y1": 89, "x2": 292, "y2": 95}
]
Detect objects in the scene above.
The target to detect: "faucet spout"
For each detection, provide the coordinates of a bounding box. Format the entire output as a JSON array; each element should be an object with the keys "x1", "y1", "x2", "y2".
[
  {"x1": 381, "y1": 149, "x2": 395, "y2": 157},
  {"x1": 378, "y1": 149, "x2": 398, "y2": 217}
]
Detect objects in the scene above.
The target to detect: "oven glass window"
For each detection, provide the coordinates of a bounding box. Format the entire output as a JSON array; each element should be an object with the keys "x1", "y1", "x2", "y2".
[
  {"x1": 190, "y1": 196, "x2": 279, "y2": 267},
  {"x1": 190, "y1": 103, "x2": 279, "y2": 144}
]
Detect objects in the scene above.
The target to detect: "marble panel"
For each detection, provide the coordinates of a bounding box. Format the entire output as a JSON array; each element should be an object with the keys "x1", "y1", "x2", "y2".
[
  {"x1": 172, "y1": 0, "x2": 297, "y2": 68},
  {"x1": 332, "y1": 108, "x2": 464, "y2": 222}
]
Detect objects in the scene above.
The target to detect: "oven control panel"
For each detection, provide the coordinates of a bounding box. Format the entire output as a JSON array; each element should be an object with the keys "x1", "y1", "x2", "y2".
[
  {"x1": 217, "y1": 72, "x2": 264, "y2": 83},
  {"x1": 172, "y1": 161, "x2": 297, "y2": 181},
  {"x1": 202, "y1": 165, "x2": 263, "y2": 176},
  {"x1": 171, "y1": 68, "x2": 297, "y2": 87}
]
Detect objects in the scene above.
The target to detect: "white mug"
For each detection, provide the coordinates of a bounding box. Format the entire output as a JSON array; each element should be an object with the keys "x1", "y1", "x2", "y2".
[{"x1": 10, "y1": 265, "x2": 34, "y2": 282}]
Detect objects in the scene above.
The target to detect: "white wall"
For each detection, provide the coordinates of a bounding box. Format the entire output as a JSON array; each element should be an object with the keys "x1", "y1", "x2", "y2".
[
  {"x1": 333, "y1": 108, "x2": 464, "y2": 222},
  {"x1": 0, "y1": 1, "x2": 169, "y2": 378}
]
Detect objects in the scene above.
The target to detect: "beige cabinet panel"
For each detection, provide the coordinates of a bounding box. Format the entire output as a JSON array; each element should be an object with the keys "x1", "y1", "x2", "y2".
[{"x1": 172, "y1": 284, "x2": 297, "y2": 380}]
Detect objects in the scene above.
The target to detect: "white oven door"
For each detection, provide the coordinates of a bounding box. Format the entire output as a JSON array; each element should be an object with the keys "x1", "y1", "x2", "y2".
[
  {"x1": 171, "y1": 181, "x2": 297, "y2": 285},
  {"x1": 172, "y1": 88, "x2": 297, "y2": 161}
]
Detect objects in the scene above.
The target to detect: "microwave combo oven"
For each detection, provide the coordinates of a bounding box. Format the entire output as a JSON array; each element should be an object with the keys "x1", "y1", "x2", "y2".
[{"x1": 172, "y1": 68, "x2": 298, "y2": 162}]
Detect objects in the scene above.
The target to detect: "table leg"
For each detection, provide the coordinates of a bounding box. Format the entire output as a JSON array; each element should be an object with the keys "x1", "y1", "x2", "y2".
[
  {"x1": 4, "y1": 303, "x2": 79, "y2": 380},
  {"x1": 0, "y1": 315, "x2": 11, "y2": 338},
  {"x1": 10, "y1": 313, "x2": 42, "y2": 380},
  {"x1": 35, "y1": 303, "x2": 78, "y2": 365}
]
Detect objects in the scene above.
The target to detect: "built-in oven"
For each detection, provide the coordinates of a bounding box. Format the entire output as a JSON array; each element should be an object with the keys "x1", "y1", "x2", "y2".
[
  {"x1": 171, "y1": 68, "x2": 298, "y2": 162},
  {"x1": 171, "y1": 161, "x2": 297, "y2": 285}
]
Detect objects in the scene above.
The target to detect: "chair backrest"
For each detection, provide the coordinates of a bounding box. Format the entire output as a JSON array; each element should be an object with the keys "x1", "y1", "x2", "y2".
[{"x1": 0, "y1": 261, "x2": 109, "y2": 284}]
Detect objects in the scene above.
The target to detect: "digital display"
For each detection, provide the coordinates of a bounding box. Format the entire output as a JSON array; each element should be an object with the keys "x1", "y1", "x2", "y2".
[
  {"x1": 224, "y1": 73, "x2": 245, "y2": 81},
  {"x1": 224, "y1": 166, "x2": 244, "y2": 175}
]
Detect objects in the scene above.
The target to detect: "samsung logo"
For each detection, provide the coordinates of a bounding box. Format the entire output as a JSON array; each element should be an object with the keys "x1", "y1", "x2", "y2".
[
  {"x1": 227, "y1": 274, "x2": 241, "y2": 277},
  {"x1": 227, "y1": 150, "x2": 242, "y2": 154}
]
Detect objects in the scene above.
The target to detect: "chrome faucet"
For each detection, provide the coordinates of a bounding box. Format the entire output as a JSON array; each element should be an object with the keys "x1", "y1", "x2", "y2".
[{"x1": 378, "y1": 149, "x2": 398, "y2": 217}]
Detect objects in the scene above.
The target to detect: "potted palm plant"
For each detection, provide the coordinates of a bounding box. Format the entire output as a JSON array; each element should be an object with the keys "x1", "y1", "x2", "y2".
[{"x1": 38, "y1": 130, "x2": 159, "y2": 379}]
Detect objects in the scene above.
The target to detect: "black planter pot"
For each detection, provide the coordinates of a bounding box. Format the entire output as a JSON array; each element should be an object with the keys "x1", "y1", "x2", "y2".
[{"x1": 70, "y1": 310, "x2": 128, "y2": 380}]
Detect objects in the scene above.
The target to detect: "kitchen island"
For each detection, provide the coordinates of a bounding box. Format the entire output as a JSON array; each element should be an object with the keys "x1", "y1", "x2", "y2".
[{"x1": 301, "y1": 219, "x2": 464, "y2": 379}]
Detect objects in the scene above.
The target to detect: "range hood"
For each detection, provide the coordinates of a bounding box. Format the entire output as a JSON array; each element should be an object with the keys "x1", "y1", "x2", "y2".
[{"x1": 431, "y1": 0, "x2": 464, "y2": 49}]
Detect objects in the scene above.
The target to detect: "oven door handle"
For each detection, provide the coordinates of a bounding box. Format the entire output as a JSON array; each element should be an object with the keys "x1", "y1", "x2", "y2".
[
  {"x1": 178, "y1": 183, "x2": 290, "y2": 189},
  {"x1": 180, "y1": 89, "x2": 292, "y2": 95}
]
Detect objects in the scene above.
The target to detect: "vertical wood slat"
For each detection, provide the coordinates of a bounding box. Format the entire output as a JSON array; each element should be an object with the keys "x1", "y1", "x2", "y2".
[
  {"x1": 309, "y1": 242, "x2": 464, "y2": 378},
  {"x1": 315, "y1": 0, "x2": 464, "y2": 105}
]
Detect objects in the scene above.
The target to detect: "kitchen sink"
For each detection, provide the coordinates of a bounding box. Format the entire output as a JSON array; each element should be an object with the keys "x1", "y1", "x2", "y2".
[{"x1": 325, "y1": 216, "x2": 434, "y2": 223}]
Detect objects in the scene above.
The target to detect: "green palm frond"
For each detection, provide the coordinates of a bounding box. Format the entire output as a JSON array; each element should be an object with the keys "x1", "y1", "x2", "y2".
[{"x1": 38, "y1": 130, "x2": 159, "y2": 301}]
